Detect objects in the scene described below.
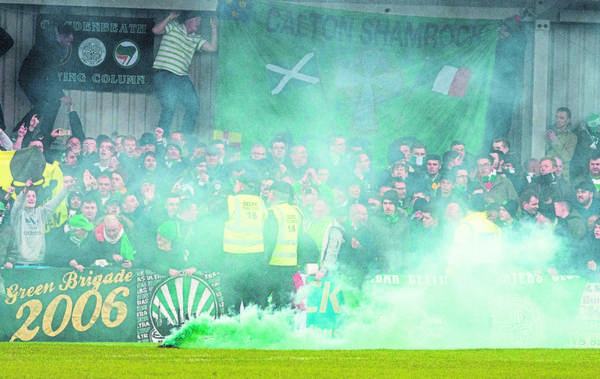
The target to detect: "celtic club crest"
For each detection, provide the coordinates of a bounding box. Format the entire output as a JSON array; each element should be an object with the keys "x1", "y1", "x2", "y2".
[{"x1": 78, "y1": 37, "x2": 106, "y2": 67}]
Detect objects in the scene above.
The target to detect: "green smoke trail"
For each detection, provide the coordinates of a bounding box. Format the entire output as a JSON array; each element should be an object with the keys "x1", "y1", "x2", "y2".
[{"x1": 163, "y1": 226, "x2": 592, "y2": 350}]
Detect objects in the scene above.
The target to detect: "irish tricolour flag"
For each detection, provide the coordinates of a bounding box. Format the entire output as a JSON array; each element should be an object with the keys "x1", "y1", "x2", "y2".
[{"x1": 432, "y1": 65, "x2": 472, "y2": 98}]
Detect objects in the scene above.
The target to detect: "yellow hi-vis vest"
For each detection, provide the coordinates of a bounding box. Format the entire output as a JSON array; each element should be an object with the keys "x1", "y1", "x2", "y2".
[
  {"x1": 268, "y1": 203, "x2": 303, "y2": 266},
  {"x1": 223, "y1": 194, "x2": 267, "y2": 254}
]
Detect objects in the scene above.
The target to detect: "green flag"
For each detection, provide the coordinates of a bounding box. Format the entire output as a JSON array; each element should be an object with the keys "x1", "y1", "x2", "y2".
[{"x1": 216, "y1": 0, "x2": 499, "y2": 161}]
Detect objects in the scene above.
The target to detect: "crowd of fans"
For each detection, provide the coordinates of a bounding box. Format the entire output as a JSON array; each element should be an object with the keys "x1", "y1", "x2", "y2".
[{"x1": 1, "y1": 103, "x2": 600, "y2": 312}]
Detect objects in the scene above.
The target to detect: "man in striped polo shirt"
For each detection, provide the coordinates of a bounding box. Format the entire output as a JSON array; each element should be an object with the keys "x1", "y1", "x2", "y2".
[{"x1": 152, "y1": 11, "x2": 218, "y2": 136}]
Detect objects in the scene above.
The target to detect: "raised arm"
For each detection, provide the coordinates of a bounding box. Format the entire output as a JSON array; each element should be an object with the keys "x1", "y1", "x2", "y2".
[
  {"x1": 152, "y1": 12, "x2": 179, "y2": 35},
  {"x1": 41, "y1": 177, "x2": 74, "y2": 219},
  {"x1": 201, "y1": 17, "x2": 218, "y2": 52},
  {"x1": 12, "y1": 123, "x2": 27, "y2": 150}
]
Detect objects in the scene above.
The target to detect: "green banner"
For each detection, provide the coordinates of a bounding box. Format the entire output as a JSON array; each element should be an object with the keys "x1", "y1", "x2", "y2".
[
  {"x1": 216, "y1": 0, "x2": 499, "y2": 159},
  {"x1": 0, "y1": 268, "x2": 225, "y2": 343},
  {"x1": 1, "y1": 268, "x2": 136, "y2": 342}
]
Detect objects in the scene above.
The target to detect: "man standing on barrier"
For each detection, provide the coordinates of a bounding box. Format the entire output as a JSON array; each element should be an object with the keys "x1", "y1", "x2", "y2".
[
  {"x1": 18, "y1": 23, "x2": 73, "y2": 146},
  {"x1": 152, "y1": 11, "x2": 218, "y2": 136}
]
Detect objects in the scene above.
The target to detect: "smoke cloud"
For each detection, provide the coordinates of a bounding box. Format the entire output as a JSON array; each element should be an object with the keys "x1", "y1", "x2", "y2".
[{"x1": 163, "y1": 224, "x2": 596, "y2": 350}]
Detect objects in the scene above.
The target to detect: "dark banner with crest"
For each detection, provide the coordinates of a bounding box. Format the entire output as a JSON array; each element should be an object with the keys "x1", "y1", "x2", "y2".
[{"x1": 37, "y1": 14, "x2": 154, "y2": 93}]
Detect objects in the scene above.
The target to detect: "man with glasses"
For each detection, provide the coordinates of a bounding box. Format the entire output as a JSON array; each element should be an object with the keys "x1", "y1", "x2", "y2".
[{"x1": 474, "y1": 155, "x2": 518, "y2": 205}]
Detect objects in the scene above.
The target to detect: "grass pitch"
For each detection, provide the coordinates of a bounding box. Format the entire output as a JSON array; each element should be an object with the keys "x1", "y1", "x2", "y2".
[{"x1": 1, "y1": 343, "x2": 599, "y2": 377}]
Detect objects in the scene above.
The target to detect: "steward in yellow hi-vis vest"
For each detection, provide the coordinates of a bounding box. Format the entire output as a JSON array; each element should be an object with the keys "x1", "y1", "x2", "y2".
[
  {"x1": 220, "y1": 168, "x2": 269, "y2": 313},
  {"x1": 268, "y1": 202, "x2": 303, "y2": 266},
  {"x1": 222, "y1": 193, "x2": 268, "y2": 254},
  {"x1": 264, "y1": 181, "x2": 306, "y2": 309},
  {"x1": 444, "y1": 193, "x2": 502, "y2": 346}
]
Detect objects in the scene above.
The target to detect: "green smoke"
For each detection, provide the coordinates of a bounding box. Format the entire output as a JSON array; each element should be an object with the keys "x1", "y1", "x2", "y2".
[{"x1": 163, "y1": 226, "x2": 591, "y2": 349}]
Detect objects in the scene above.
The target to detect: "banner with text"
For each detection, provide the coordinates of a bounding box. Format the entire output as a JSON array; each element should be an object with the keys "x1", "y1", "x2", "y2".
[
  {"x1": 2, "y1": 268, "x2": 599, "y2": 347},
  {"x1": 216, "y1": 0, "x2": 500, "y2": 158},
  {"x1": 0, "y1": 268, "x2": 224, "y2": 343},
  {"x1": 37, "y1": 15, "x2": 154, "y2": 93}
]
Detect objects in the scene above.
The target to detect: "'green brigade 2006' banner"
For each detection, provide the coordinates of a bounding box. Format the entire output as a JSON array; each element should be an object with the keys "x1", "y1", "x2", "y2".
[
  {"x1": 216, "y1": 0, "x2": 499, "y2": 157},
  {"x1": 38, "y1": 15, "x2": 154, "y2": 93}
]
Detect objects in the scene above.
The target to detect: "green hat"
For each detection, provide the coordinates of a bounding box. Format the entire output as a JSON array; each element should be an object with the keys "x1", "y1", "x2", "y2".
[
  {"x1": 69, "y1": 214, "x2": 94, "y2": 231},
  {"x1": 158, "y1": 221, "x2": 178, "y2": 241}
]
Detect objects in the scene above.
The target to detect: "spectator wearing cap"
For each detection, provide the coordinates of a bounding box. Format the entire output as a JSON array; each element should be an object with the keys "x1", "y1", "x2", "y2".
[
  {"x1": 409, "y1": 188, "x2": 431, "y2": 216},
  {"x1": 139, "y1": 132, "x2": 157, "y2": 154},
  {"x1": 46, "y1": 214, "x2": 94, "y2": 271},
  {"x1": 372, "y1": 189, "x2": 410, "y2": 273}
]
